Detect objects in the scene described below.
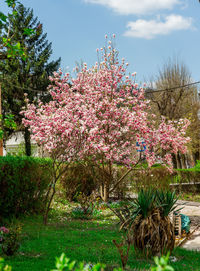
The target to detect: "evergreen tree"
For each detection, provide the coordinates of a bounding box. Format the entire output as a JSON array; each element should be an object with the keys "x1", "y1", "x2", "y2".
[{"x1": 0, "y1": 3, "x2": 61, "y2": 156}]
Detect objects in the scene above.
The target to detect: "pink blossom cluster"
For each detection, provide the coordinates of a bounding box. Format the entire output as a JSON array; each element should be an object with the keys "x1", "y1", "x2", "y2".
[
  {"x1": 0, "y1": 226, "x2": 9, "y2": 242},
  {"x1": 22, "y1": 38, "x2": 190, "y2": 169},
  {"x1": 0, "y1": 226, "x2": 9, "y2": 234}
]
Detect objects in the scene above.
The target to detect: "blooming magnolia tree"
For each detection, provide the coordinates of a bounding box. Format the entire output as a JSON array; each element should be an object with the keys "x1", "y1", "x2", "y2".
[
  {"x1": 23, "y1": 35, "x2": 190, "y2": 208},
  {"x1": 22, "y1": 78, "x2": 88, "y2": 224}
]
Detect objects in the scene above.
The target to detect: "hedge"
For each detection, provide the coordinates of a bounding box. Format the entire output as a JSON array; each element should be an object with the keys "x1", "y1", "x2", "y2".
[
  {"x1": 126, "y1": 162, "x2": 200, "y2": 194},
  {"x1": 0, "y1": 156, "x2": 52, "y2": 220}
]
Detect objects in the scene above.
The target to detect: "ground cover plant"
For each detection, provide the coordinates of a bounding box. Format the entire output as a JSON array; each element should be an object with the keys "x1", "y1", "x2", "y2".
[{"x1": 1, "y1": 201, "x2": 200, "y2": 271}]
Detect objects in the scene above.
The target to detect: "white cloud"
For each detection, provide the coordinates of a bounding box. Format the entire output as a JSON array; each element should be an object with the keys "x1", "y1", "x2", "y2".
[
  {"x1": 123, "y1": 15, "x2": 193, "y2": 39},
  {"x1": 84, "y1": 0, "x2": 181, "y2": 15}
]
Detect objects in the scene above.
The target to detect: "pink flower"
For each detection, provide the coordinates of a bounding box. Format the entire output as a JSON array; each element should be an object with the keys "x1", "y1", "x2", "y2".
[
  {"x1": 22, "y1": 36, "x2": 190, "y2": 175},
  {"x1": 0, "y1": 226, "x2": 9, "y2": 234}
]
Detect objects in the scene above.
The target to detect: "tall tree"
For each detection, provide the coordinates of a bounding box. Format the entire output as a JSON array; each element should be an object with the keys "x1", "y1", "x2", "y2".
[
  {"x1": 147, "y1": 58, "x2": 199, "y2": 167},
  {"x1": 23, "y1": 37, "x2": 190, "y2": 218},
  {"x1": 0, "y1": 0, "x2": 27, "y2": 60},
  {"x1": 0, "y1": 3, "x2": 61, "y2": 155}
]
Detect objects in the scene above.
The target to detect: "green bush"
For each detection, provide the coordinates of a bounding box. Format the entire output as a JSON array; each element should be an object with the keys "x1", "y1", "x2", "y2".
[
  {"x1": 0, "y1": 156, "x2": 52, "y2": 219},
  {"x1": 129, "y1": 167, "x2": 172, "y2": 192},
  {"x1": 60, "y1": 163, "x2": 96, "y2": 201},
  {"x1": 127, "y1": 164, "x2": 200, "y2": 193},
  {"x1": 175, "y1": 169, "x2": 200, "y2": 184},
  {"x1": 1, "y1": 223, "x2": 22, "y2": 256},
  {"x1": 194, "y1": 160, "x2": 200, "y2": 171}
]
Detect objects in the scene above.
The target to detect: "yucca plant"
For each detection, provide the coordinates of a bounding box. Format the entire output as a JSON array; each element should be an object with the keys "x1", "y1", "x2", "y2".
[
  {"x1": 156, "y1": 190, "x2": 179, "y2": 217},
  {"x1": 121, "y1": 188, "x2": 157, "y2": 230},
  {"x1": 120, "y1": 188, "x2": 177, "y2": 257}
]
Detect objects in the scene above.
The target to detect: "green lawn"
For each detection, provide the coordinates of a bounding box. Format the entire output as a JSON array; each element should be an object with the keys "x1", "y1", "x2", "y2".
[{"x1": 1, "y1": 204, "x2": 200, "y2": 271}]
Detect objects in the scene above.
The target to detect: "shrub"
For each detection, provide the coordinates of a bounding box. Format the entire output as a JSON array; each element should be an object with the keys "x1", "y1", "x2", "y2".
[
  {"x1": 0, "y1": 227, "x2": 9, "y2": 243},
  {"x1": 111, "y1": 166, "x2": 130, "y2": 200},
  {"x1": 174, "y1": 169, "x2": 200, "y2": 184},
  {"x1": 194, "y1": 160, "x2": 200, "y2": 171},
  {"x1": 60, "y1": 163, "x2": 96, "y2": 201},
  {"x1": 129, "y1": 167, "x2": 172, "y2": 192},
  {"x1": 0, "y1": 156, "x2": 52, "y2": 219},
  {"x1": 114, "y1": 188, "x2": 177, "y2": 257},
  {"x1": 0, "y1": 223, "x2": 21, "y2": 256},
  {"x1": 71, "y1": 193, "x2": 102, "y2": 219},
  {"x1": 128, "y1": 165, "x2": 200, "y2": 193}
]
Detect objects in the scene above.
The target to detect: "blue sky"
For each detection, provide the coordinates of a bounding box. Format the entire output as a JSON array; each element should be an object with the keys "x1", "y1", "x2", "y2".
[{"x1": 1, "y1": 0, "x2": 200, "y2": 83}]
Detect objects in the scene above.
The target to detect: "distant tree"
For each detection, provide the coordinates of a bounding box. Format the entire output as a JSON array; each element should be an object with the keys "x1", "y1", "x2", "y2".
[
  {"x1": 149, "y1": 59, "x2": 192, "y2": 119},
  {"x1": 148, "y1": 58, "x2": 199, "y2": 167},
  {"x1": 0, "y1": 0, "x2": 30, "y2": 60},
  {"x1": 0, "y1": 3, "x2": 61, "y2": 155}
]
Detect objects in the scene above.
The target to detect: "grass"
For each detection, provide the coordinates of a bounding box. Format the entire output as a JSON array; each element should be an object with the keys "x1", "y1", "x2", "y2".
[{"x1": 1, "y1": 201, "x2": 200, "y2": 271}]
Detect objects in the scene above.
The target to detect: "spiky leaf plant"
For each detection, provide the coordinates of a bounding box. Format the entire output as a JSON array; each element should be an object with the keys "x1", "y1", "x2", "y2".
[
  {"x1": 156, "y1": 190, "x2": 180, "y2": 217},
  {"x1": 121, "y1": 188, "x2": 176, "y2": 257},
  {"x1": 121, "y1": 188, "x2": 157, "y2": 230}
]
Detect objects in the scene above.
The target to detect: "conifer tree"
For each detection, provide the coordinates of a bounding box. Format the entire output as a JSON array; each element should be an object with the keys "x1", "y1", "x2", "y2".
[{"x1": 0, "y1": 3, "x2": 61, "y2": 155}]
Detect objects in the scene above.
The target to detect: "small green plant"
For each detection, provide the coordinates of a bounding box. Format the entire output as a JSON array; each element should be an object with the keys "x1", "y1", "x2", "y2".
[
  {"x1": 0, "y1": 253, "x2": 175, "y2": 271},
  {"x1": 1, "y1": 223, "x2": 21, "y2": 256},
  {"x1": 71, "y1": 206, "x2": 101, "y2": 220},
  {"x1": 76, "y1": 193, "x2": 94, "y2": 215},
  {"x1": 71, "y1": 206, "x2": 92, "y2": 219},
  {"x1": 172, "y1": 174, "x2": 181, "y2": 184},
  {"x1": 108, "y1": 201, "x2": 127, "y2": 209},
  {"x1": 51, "y1": 253, "x2": 106, "y2": 271},
  {"x1": 151, "y1": 252, "x2": 174, "y2": 271},
  {"x1": 194, "y1": 160, "x2": 200, "y2": 170},
  {"x1": 0, "y1": 258, "x2": 12, "y2": 271},
  {"x1": 71, "y1": 192, "x2": 102, "y2": 220}
]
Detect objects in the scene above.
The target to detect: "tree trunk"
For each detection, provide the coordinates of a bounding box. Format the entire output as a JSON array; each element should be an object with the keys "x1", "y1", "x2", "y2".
[
  {"x1": 172, "y1": 153, "x2": 177, "y2": 168},
  {"x1": 43, "y1": 184, "x2": 56, "y2": 225},
  {"x1": 176, "y1": 153, "x2": 182, "y2": 169},
  {"x1": 194, "y1": 151, "x2": 200, "y2": 164},
  {"x1": 181, "y1": 154, "x2": 187, "y2": 169},
  {"x1": 24, "y1": 127, "x2": 31, "y2": 156},
  {"x1": 100, "y1": 182, "x2": 109, "y2": 202}
]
